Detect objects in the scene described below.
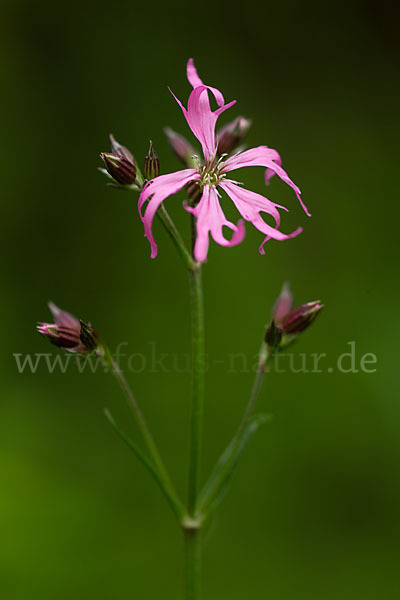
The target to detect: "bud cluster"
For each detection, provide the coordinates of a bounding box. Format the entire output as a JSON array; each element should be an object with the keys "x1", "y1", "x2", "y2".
[
  {"x1": 99, "y1": 115, "x2": 252, "y2": 194},
  {"x1": 100, "y1": 135, "x2": 163, "y2": 190}
]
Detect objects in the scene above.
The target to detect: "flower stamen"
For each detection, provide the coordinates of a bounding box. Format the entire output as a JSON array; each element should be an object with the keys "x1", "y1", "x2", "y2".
[{"x1": 199, "y1": 156, "x2": 227, "y2": 188}]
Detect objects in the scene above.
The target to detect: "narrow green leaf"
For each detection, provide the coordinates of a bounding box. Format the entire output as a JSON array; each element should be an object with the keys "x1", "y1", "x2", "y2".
[
  {"x1": 104, "y1": 408, "x2": 160, "y2": 481},
  {"x1": 197, "y1": 414, "x2": 270, "y2": 516},
  {"x1": 105, "y1": 408, "x2": 187, "y2": 522}
]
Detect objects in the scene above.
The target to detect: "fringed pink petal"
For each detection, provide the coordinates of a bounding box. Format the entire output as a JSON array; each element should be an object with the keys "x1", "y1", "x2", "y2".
[
  {"x1": 223, "y1": 146, "x2": 310, "y2": 216},
  {"x1": 169, "y1": 60, "x2": 236, "y2": 161},
  {"x1": 187, "y1": 58, "x2": 203, "y2": 88},
  {"x1": 170, "y1": 85, "x2": 236, "y2": 162},
  {"x1": 186, "y1": 185, "x2": 245, "y2": 262},
  {"x1": 138, "y1": 169, "x2": 199, "y2": 258},
  {"x1": 186, "y1": 58, "x2": 225, "y2": 107},
  {"x1": 265, "y1": 152, "x2": 281, "y2": 184},
  {"x1": 220, "y1": 181, "x2": 302, "y2": 255}
]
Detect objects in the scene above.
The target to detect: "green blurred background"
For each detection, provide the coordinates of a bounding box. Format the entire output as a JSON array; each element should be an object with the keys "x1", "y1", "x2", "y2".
[{"x1": 1, "y1": 0, "x2": 399, "y2": 597}]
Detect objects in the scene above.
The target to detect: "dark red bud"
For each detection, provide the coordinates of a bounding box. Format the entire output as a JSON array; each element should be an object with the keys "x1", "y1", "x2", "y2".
[
  {"x1": 101, "y1": 153, "x2": 137, "y2": 186},
  {"x1": 280, "y1": 302, "x2": 324, "y2": 335},
  {"x1": 217, "y1": 117, "x2": 252, "y2": 156}
]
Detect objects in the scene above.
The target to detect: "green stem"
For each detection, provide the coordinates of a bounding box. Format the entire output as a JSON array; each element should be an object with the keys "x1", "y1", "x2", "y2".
[
  {"x1": 108, "y1": 355, "x2": 186, "y2": 522},
  {"x1": 184, "y1": 212, "x2": 205, "y2": 600},
  {"x1": 187, "y1": 263, "x2": 205, "y2": 515},
  {"x1": 184, "y1": 527, "x2": 202, "y2": 600},
  {"x1": 234, "y1": 341, "x2": 269, "y2": 444}
]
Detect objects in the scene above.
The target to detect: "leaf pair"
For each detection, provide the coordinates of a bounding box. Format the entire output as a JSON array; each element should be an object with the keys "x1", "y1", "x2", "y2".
[{"x1": 105, "y1": 408, "x2": 269, "y2": 523}]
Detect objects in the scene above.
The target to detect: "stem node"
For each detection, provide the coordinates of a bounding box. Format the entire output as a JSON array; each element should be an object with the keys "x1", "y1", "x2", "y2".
[{"x1": 182, "y1": 515, "x2": 203, "y2": 532}]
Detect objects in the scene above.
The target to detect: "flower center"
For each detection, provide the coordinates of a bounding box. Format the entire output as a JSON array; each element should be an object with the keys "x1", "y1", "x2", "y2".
[
  {"x1": 198, "y1": 155, "x2": 227, "y2": 188},
  {"x1": 201, "y1": 168, "x2": 220, "y2": 187}
]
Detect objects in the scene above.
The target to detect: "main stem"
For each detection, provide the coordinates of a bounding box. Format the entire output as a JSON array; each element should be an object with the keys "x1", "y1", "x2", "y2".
[
  {"x1": 184, "y1": 527, "x2": 202, "y2": 600},
  {"x1": 187, "y1": 264, "x2": 205, "y2": 515},
  {"x1": 185, "y1": 213, "x2": 205, "y2": 600}
]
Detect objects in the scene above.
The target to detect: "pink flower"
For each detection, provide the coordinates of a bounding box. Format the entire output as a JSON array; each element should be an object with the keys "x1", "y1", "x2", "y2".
[{"x1": 139, "y1": 59, "x2": 310, "y2": 262}]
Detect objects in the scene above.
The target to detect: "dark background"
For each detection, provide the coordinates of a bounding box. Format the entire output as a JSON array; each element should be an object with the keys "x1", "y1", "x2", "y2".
[{"x1": 1, "y1": 0, "x2": 399, "y2": 598}]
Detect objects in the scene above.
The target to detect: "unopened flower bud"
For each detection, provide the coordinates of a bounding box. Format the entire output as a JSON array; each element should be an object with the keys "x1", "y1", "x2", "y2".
[
  {"x1": 109, "y1": 134, "x2": 134, "y2": 162},
  {"x1": 280, "y1": 301, "x2": 324, "y2": 335},
  {"x1": 143, "y1": 140, "x2": 160, "y2": 180},
  {"x1": 100, "y1": 134, "x2": 137, "y2": 186},
  {"x1": 216, "y1": 116, "x2": 252, "y2": 156},
  {"x1": 101, "y1": 153, "x2": 137, "y2": 185},
  {"x1": 267, "y1": 284, "x2": 324, "y2": 351},
  {"x1": 37, "y1": 302, "x2": 103, "y2": 356},
  {"x1": 164, "y1": 127, "x2": 196, "y2": 166}
]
